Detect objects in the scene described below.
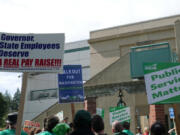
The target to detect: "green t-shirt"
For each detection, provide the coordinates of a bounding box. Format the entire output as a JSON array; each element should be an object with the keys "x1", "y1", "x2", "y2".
[
  {"x1": 122, "y1": 129, "x2": 134, "y2": 135},
  {"x1": 36, "y1": 131, "x2": 55, "y2": 135},
  {"x1": 0, "y1": 129, "x2": 27, "y2": 135}
]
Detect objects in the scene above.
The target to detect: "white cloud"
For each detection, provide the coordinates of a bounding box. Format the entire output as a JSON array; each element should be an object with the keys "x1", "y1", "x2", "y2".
[{"x1": 0, "y1": 72, "x2": 22, "y2": 96}]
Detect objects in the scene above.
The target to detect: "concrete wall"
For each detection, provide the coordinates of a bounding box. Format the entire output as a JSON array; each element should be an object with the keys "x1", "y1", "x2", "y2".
[{"x1": 90, "y1": 27, "x2": 176, "y2": 77}]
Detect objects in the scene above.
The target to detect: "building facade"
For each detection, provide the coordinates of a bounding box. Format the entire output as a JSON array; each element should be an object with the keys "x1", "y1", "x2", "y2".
[{"x1": 31, "y1": 15, "x2": 180, "y2": 135}]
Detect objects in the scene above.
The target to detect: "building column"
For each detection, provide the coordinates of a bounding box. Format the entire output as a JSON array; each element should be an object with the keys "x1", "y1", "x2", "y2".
[
  {"x1": 84, "y1": 97, "x2": 96, "y2": 114},
  {"x1": 149, "y1": 105, "x2": 165, "y2": 126}
]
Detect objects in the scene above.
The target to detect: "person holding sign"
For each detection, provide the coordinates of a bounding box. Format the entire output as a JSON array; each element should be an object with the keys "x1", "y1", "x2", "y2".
[{"x1": 0, "y1": 112, "x2": 27, "y2": 135}]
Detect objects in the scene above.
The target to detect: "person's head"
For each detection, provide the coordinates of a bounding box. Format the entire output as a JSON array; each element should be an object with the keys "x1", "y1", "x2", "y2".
[
  {"x1": 136, "y1": 126, "x2": 141, "y2": 133},
  {"x1": 6, "y1": 112, "x2": 18, "y2": 129},
  {"x1": 91, "y1": 114, "x2": 104, "y2": 134},
  {"x1": 123, "y1": 121, "x2": 130, "y2": 130},
  {"x1": 45, "y1": 116, "x2": 59, "y2": 133},
  {"x1": 63, "y1": 117, "x2": 69, "y2": 123},
  {"x1": 73, "y1": 110, "x2": 91, "y2": 130},
  {"x1": 144, "y1": 127, "x2": 149, "y2": 133},
  {"x1": 52, "y1": 123, "x2": 70, "y2": 135},
  {"x1": 151, "y1": 121, "x2": 165, "y2": 135},
  {"x1": 112, "y1": 121, "x2": 123, "y2": 133}
]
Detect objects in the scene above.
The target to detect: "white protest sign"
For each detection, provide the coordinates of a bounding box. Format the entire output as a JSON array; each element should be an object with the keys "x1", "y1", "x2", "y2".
[
  {"x1": 144, "y1": 63, "x2": 180, "y2": 104},
  {"x1": 96, "y1": 108, "x2": 104, "y2": 118},
  {"x1": 109, "y1": 106, "x2": 130, "y2": 125},
  {"x1": 0, "y1": 32, "x2": 64, "y2": 72}
]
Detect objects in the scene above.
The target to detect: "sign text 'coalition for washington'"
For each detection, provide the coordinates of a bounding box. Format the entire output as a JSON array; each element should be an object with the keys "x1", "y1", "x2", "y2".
[{"x1": 0, "y1": 34, "x2": 60, "y2": 57}]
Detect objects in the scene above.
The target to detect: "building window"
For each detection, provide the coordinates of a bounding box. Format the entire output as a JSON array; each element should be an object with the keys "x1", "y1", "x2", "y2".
[{"x1": 30, "y1": 88, "x2": 58, "y2": 101}]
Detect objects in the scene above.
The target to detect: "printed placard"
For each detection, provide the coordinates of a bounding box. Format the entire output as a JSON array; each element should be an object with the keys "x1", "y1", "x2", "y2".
[
  {"x1": 144, "y1": 63, "x2": 180, "y2": 104},
  {"x1": 109, "y1": 106, "x2": 130, "y2": 125},
  {"x1": 0, "y1": 32, "x2": 64, "y2": 72},
  {"x1": 58, "y1": 65, "x2": 84, "y2": 103}
]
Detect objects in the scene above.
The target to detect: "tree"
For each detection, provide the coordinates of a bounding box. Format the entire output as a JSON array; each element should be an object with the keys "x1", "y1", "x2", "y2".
[
  {"x1": 3, "y1": 90, "x2": 12, "y2": 112},
  {"x1": 0, "y1": 92, "x2": 8, "y2": 127},
  {"x1": 11, "y1": 88, "x2": 21, "y2": 111}
]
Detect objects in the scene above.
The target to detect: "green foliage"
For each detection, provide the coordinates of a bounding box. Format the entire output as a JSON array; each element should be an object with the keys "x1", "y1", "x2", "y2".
[
  {"x1": 11, "y1": 88, "x2": 21, "y2": 111},
  {"x1": 3, "y1": 90, "x2": 12, "y2": 112},
  {"x1": 0, "y1": 92, "x2": 8, "y2": 127}
]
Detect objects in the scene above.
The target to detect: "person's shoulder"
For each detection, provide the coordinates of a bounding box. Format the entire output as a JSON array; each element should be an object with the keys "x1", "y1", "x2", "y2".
[
  {"x1": 122, "y1": 132, "x2": 128, "y2": 135},
  {"x1": 114, "y1": 132, "x2": 128, "y2": 135},
  {"x1": 21, "y1": 130, "x2": 28, "y2": 135},
  {"x1": 0, "y1": 129, "x2": 12, "y2": 135},
  {"x1": 122, "y1": 130, "x2": 128, "y2": 133},
  {"x1": 129, "y1": 131, "x2": 134, "y2": 135},
  {"x1": 36, "y1": 131, "x2": 53, "y2": 135}
]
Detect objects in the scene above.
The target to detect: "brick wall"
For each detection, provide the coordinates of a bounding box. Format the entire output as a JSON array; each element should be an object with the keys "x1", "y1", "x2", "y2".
[{"x1": 149, "y1": 105, "x2": 165, "y2": 126}]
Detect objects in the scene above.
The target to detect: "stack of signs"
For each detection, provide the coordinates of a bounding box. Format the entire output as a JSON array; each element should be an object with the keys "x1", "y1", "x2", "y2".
[
  {"x1": 58, "y1": 65, "x2": 84, "y2": 103},
  {"x1": 96, "y1": 108, "x2": 104, "y2": 118},
  {"x1": 144, "y1": 63, "x2": 180, "y2": 104},
  {"x1": 109, "y1": 106, "x2": 131, "y2": 125}
]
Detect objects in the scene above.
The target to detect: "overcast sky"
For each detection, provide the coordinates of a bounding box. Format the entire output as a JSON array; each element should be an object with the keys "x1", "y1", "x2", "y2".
[{"x1": 0, "y1": 0, "x2": 180, "y2": 96}]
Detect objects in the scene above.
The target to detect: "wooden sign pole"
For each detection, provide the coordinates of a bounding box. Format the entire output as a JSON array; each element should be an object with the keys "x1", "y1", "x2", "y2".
[
  {"x1": 71, "y1": 103, "x2": 75, "y2": 121},
  {"x1": 16, "y1": 72, "x2": 28, "y2": 135}
]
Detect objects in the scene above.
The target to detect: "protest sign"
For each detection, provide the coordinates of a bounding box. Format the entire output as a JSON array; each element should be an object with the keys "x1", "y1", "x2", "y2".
[
  {"x1": 169, "y1": 107, "x2": 175, "y2": 119},
  {"x1": 0, "y1": 32, "x2": 64, "y2": 72},
  {"x1": 23, "y1": 120, "x2": 40, "y2": 133},
  {"x1": 96, "y1": 108, "x2": 104, "y2": 118},
  {"x1": 58, "y1": 65, "x2": 84, "y2": 103},
  {"x1": 144, "y1": 63, "x2": 180, "y2": 104},
  {"x1": 109, "y1": 106, "x2": 130, "y2": 125}
]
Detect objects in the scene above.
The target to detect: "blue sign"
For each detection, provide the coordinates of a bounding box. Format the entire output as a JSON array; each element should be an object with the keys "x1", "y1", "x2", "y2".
[
  {"x1": 58, "y1": 65, "x2": 84, "y2": 103},
  {"x1": 169, "y1": 107, "x2": 175, "y2": 119}
]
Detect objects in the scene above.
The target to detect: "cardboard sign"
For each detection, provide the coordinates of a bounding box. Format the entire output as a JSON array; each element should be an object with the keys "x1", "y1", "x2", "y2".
[
  {"x1": 0, "y1": 32, "x2": 64, "y2": 72},
  {"x1": 144, "y1": 63, "x2": 180, "y2": 104},
  {"x1": 109, "y1": 106, "x2": 131, "y2": 125},
  {"x1": 58, "y1": 65, "x2": 84, "y2": 103}
]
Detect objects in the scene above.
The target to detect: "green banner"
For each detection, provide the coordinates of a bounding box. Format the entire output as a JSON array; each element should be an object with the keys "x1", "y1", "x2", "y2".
[{"x1": 144, "y1": 63, "x2": 180, "y2": 104}]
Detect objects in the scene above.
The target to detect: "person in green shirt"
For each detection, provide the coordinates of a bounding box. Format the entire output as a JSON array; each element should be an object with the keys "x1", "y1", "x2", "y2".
[
  {"x1": 122, "y1": 122, "x2": 134, "y2": 135},
  {"x1": 0, "y1": 112, "x2": 27, "y2": 135},
  {"x1": 36, "y1": 116, "x2": 59, "y2": 135},
  {"x1": 112, "y1": 121, "x2": 128, "y2": 135}
]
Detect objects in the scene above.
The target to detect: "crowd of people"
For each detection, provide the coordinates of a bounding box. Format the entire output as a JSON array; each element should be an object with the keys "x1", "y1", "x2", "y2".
[{"x1": 0, "y1": 110, "x2": 167, "y2": 135}]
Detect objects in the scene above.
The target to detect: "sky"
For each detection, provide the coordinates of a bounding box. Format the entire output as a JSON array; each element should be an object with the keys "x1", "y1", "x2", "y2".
[{"x1": 0, "y1": 0, "x2": 180, "y2": 96}]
